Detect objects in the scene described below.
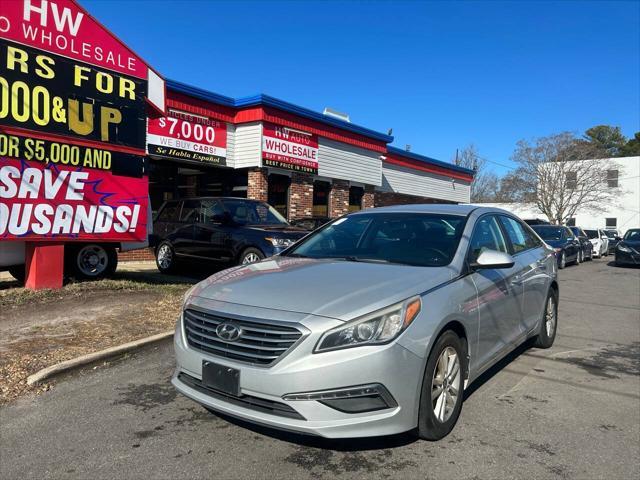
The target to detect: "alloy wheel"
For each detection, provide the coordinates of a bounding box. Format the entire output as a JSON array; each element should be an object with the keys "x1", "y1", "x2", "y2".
[
  {"x1": 560, "y1": 252, "x2": 566, "y2": 269},
  {"x1": 157, "y1": 244, "x2": 173, "y2": 270},
  {"x1": 242, "y1": 252, "x2": 261, "y2": 265},
  {"x1": 545, "y1": 296, "x2": 557, "y2": 337},
  {"x1": 431, "y1": 346, "x2": 461, "y2": 423}
]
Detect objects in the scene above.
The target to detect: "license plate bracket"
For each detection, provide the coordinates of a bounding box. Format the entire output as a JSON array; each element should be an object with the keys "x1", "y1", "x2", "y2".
[{"x1": 202, "y1": 361, "x2": 240, "y2": 397}]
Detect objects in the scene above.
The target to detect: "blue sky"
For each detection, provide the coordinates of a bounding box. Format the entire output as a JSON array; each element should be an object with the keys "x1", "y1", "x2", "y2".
[{"x1": 84, "y1": 0, "x2": 639, "y2": 175}]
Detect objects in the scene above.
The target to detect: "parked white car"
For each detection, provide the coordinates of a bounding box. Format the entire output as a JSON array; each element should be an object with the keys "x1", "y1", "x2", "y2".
[{"x1": 584, "y1": 229, "x2": 609, "y2": 258}]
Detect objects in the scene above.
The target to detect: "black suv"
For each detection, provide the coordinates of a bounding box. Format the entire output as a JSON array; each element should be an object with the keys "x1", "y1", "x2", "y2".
[{"x1": 152, "y1": 197, "x2": 307, "y2": 273}]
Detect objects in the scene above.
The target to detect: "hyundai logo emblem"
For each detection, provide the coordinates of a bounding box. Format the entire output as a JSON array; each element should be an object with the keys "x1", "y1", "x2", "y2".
[{"x1": 216, "y1": 322, "x2": 242, "y2": 342}]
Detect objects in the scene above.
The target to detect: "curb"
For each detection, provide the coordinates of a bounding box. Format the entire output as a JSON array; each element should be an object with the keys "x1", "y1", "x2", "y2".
[{"x1": 27, "y1": 330, "x2": 174, "y2": 386}]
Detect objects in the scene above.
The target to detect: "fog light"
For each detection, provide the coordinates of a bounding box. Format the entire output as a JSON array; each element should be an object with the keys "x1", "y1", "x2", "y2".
[{"x1": 282, "y1": 383, "x2": 397, "y2": 413}]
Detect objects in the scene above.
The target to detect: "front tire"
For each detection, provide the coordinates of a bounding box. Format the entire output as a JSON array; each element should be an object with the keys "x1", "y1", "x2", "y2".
[
  {"x1": 156, "y1": 241, "x2": 178, "y2": 273},
  {"x1": 558, "y1": 252, "x2": 566, "y2": 269},
  {"x1": 532, "y1": 289, "x2": 558, "y2": 349},
  {"x1": 69, "y1": 244, "x2": 117, "y2": 280},
  {"x1": 239, "y1": 247, "x2": 265, "y2": 265},
  {"x1": 417, "y1": 331, "x2": 466, "y2": 441}
]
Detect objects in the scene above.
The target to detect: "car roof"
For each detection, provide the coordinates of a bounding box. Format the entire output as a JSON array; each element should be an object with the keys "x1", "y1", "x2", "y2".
[
  {"x1": 163, "y1": 196, "x2": 262, "y2": 203},
  {"x1": 351, "y1": 204, "x2": 478, "y2": 216},
  {"x1": 351, "y1": 204, "x2": 529, "y2": 217}
]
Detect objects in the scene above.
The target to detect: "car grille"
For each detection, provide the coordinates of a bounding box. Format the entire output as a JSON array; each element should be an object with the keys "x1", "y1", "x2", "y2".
[
  {"x1": 177, "y1": 373, "x2": 305, "y2": 420},
  {"x1": 183, "y1": 309, "x2": 304, "y2": 366}
]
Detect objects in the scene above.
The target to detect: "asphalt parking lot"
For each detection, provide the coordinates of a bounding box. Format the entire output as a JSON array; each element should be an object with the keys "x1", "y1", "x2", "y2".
[{"x1": 1, "y1": 259, "x2": 638, "y2": 480}]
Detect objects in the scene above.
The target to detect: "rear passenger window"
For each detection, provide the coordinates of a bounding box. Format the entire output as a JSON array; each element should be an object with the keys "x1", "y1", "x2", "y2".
[
  {"x1": 180, "y1": 200, "x2": 201, "y2": 222},
  {"x1": 499, "y1": 216, "x2": 539, "y2": 253},
  {"x1": 157, "y1": 202, "x2": 180, "y2": 222},
  {"x1": 469, "y1": 216, "x2": 508, "y2": 262}
]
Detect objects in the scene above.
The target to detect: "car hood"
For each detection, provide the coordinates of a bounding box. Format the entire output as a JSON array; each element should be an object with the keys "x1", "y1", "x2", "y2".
[
  {"x1": 189, "y1": 257, "x2": 456, "y2": 321},
  {"x1": 621, "y1": 240, "x2": 640, "y2": 249},
  {"x1": 245, "y1": 225, "x2": 307, "y2": 238}
]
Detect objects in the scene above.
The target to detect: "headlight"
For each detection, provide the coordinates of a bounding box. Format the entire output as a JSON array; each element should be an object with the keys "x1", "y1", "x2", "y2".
[
  {"x1": 182, "y1": 284, "x2": 197, "y2": 306},
  {"x1": 617, "y1": 244, "x2": 632, "y2": 253},
  {"x1": 266, "y1": 237, "x2": 295, "y2": 247},
  {"x1": 314, "y1": 297, "x2": 421, "y2": 352}
]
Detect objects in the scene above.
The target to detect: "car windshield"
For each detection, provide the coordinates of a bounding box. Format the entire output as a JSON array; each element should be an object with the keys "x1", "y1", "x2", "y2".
[
  {"x1": 584, "y1": 229, "x2": 599, "y2": 239},
  {"x1": 284, "y1": 212, "x2": 467, "y2": 267},
  {"x1": 605, "y1": 231, "x2": 617, "y2": 238},
  {"x1": 623, "y1": 229, "x2": 640, "y2": 241},
  {"x1": 532, "y1": 226, "x2": 564, "y2": 241},
  {"x1": 222, "y1": 200, "x2": 288, "y2": 226}
]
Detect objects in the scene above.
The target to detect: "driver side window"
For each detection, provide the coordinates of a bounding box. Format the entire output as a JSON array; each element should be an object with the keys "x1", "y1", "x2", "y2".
[{"x1": 469, "y1": 216, "x2": 508, "y2": 263}]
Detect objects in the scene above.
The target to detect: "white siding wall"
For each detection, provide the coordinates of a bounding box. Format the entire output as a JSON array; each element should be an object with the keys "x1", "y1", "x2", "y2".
[
  {"x1": 317, "y1": 138, "x2": 382, "y2": 186},
  {"x1": 476, "y1": 156, "x2": 640, "y2": 234},
  {"x1": 232, "y1": 122, "x2": 262, "y2": 169},
  {"x1": 379, "y1": 163, "x2": 471, "y2": 203},
  {"x1": 224, "y1": 123, "x2": 235, "y2": 168}
]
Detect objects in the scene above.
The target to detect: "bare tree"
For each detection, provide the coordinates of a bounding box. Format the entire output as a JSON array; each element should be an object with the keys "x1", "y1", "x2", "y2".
[
  {"x1": 454, "y1": 144, "x2": 499, "y2": 202},
  {"x1": 510, "y1": 132, "x2": 622, "y2": 224}
]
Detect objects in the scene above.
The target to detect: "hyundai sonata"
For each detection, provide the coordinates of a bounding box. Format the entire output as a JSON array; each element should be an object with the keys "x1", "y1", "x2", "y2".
[{"x1": 173, "y1": 205, "x2": 558, "y2": 440}]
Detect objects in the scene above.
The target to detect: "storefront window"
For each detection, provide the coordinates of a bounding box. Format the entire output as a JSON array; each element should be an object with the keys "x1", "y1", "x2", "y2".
[
  {"x1": 349, "y1": 186, "x2": 364, "y2": 213},
  {"x1": 268, "y1": 174, "x2": 290, "y2": 218},
  {"x1": 313, "y1": 181, "x2": 331, "y2": 217},
  {"x1": 148, "y1": 160, "x2": 249, "y2": 214}
]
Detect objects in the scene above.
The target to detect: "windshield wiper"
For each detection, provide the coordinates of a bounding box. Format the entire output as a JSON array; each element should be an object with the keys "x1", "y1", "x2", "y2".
[{"x1": 331, "y1": 256, "x2": 393, "y2": 264}]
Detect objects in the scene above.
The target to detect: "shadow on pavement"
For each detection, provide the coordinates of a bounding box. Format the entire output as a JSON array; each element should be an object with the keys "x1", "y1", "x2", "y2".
[
  {"x1": 208, "y1": 409, "x2": 418, "y2": 451},
  {"x1": 204, "y1": 343, "x2": 538, "y2": 451}
]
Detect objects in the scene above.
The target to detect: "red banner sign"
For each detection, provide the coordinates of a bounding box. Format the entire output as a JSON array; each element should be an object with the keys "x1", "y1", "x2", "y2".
[
  {"x1": 0, "y1": 158, "x2": 148, "y2": 241},
  {"x1": 0, "y1": 0, "x2": 164, "y2": 244},
  {"x1": 0, "y1": 0, "x2": 147, "y2": 79},
  {"x1": 262, "y1": 122, "x2": 318, "y2": 174},
  {"x1": 147, "y1": 110, "x2": 227, "y2": 166}
]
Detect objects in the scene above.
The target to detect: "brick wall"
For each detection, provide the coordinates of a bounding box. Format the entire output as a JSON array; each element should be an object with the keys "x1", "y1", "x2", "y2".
[
  {"x1": 289, "y1": 173, "x2": 313, "y2": 220},
  {"x1": 118, "y1": 248, "x2": 155, "y2": 262},
  {"x1": 363, "y1": 185, "x2": 375, "y2": 210},
  {"x1": 330, "y1": 180, "x2": 350, "y2": 217},
  {"x1": 247, "y1": 168, "x2": 268, "y2": 202},
  {"x1": 374, "y1": 191, "x2": 455, "y2": 207}
]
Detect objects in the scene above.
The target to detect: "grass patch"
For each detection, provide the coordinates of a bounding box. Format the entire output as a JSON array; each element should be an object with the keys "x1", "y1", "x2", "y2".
[{"x1": 0, "y1": 275, "x2": 192, "y2": 309}]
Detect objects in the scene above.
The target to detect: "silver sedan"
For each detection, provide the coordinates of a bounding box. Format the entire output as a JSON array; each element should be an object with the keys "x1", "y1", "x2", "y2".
[{"x1": 173, "y1": 205, "x2": 558, "y2": 440}]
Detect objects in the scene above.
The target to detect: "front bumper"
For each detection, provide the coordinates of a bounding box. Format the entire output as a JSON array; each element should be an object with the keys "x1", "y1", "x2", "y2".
[
  {"x1": 615, "y1": 250, "x2": 640, "y2": 266},
  {"x1": 172, "y1": 300, "x2": 425, "y2": 438}
]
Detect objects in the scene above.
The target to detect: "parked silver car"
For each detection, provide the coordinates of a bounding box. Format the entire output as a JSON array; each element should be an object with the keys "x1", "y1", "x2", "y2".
[{"x1": 173, "y1": 205, "x2": 558, "y2": 440}]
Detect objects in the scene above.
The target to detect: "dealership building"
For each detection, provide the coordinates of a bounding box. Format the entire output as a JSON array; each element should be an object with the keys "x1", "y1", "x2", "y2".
[{"x1": 144, "y1": 80, "x2": 474, "y2": 221}]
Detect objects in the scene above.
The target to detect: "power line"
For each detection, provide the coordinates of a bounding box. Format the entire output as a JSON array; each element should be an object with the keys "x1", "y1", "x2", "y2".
[{"x1": 477, "y1": 156, "x2": 518, "y2": 171}]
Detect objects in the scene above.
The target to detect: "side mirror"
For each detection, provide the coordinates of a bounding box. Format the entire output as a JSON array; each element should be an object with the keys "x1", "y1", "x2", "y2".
[{"x1": 470, "y1": 250, "x2": 515, "y2": 270}]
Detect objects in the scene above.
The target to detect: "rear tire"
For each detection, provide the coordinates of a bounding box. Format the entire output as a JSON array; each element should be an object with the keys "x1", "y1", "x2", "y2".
[
  {"x1": 417, "y1": 331, "x2": 466, "y2": 441},
  {"x1": 532, "y1": 289, "x2": 558, "y2": 349},
  {"x1": 8, "y1": 266, "x2": 25, "y2": 284},
  {"x1": 69, "y1": 244, "x2": 117, "y2": 280}
]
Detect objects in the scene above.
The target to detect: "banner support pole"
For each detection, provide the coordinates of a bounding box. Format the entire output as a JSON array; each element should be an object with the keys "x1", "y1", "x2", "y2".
[{"x1": 24, "y1": 242, "x2": 65, "y2": 290}]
